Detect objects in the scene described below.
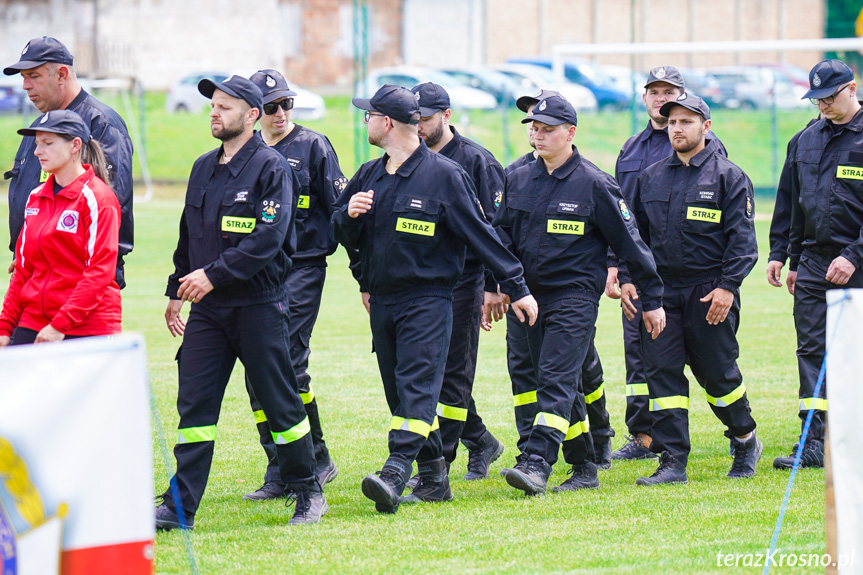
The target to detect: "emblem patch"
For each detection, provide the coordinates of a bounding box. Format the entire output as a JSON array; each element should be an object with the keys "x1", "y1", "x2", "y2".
[
  {"x1": 40, "y1": 113, "x2": 49, "y2": 124},
  {"x1": 415, "y1": 92, "x2": 421, "y2": 101},
  {"x1": 493, "y1": 190, "x2": 503, "y2": 208},
  {"x1": 678, "y1": 92, "x2": 688, "y2": 101},
  {"x1": 266, "y1": 75, "x2": 276, "y2": 88},
  {"x1": 813, "y1": 72, "x2": 822, "y2": 88},
  {"x1": 22, "y1": 42, "x2": 29, "y2": 55},
  {"x1": 334, "y1": 176, "x2": 348, "y2": 192},
  {"x1": 655, "y1": 67, "x2": 666, "y2": 79},
  {"x1": 261, "y1": 200, "x2": 280, "y2": 223},
  {"x1": 746, "y1": 195, "x2": 753, "y2": 218},
  {"x1": 56, "y1": 210, "x2": 79, "y2": 233},
  {"x1": 25, "y1": 208, "x2": 38, "y2": 216},
  {"x1": 618, "y1": 199, "x2": 631, "y2": 221},
  {"x1": 538, "y1": 100, "x2": 547, "y2": 111}
]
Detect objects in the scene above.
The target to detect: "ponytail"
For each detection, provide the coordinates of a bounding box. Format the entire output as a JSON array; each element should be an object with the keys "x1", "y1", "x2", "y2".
[{"x1": 81, "y1": 139, "x2": 112, "y2": 187}]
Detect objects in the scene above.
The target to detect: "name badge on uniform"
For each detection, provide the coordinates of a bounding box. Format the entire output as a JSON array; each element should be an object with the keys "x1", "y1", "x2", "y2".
[
  {"x1": 686, "y1": 207, "x2": 721, "y2": 222},
  {"x1": 221, "y1": 216, "x2": 256, "y2": 233},
  {"x1": 25, "y1": 208, "x2": 38, "y2": 216},
  {"x1": 546, "y1": 220, "x2": 584, "y2": 235},
  {"x1": 396, "y1": 217, "x2": 435, "y2": 236},
  {"x1": 698, "y1": 190, "x2": 715, "y2": 201},
  {"x1": 233, "y1": 190, "x2": 249, "y2": 203},
  {"x1": 286, "y1": 157, "x2": 304, "y2": 170},
  {"x1": 837, "y1": 166, "x2": 863, "y2": 180},
  {"x1": 557, "y1": 202, "x2": 578, "y2": 213},
  {"x1": 406, "y1": 197, "x2": 426, "y2": 211}
]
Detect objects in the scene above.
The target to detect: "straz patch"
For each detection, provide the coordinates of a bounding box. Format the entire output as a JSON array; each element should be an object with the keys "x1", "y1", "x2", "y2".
[
  {"x1": 493, "y1": 190, "x2": 503, "y2": 208},
  {"x1": 334, "y1": 176, "x2": 348, "y2": 192},
  {"x1": 687, "y1": 207, "x2": 721, "y2": 223},
  {"x1": 25, "y1": 208, "x2": 38, "y2": 216},
  {"x1": 56, "y1": 210, "x2": 79, "y2": 233},
  {"x1": 547, "y1": 219, "x2": 584, "y2": 235},
  {"x1": 297, "y1": 195, "x2": 310, "y2": 209},
  {"x1": 396, "y1": 217, "x2": 435, "y2": 236},
  {"x1": 557, "y1": 201, "x2": 578, "y2": 213},
  {"x1": 837, "y1": 165, "x2": 863, "y2": 180},
  {"x1": 221, "y1": 216, "x2": 256, "y2": 233},
  {"x1": 39, "y1": 170, "x2": 49, "y2": 183},
  {"x1": 698, "y1": 190, "x2": 715, "y2": 201},
  {"x1": 260, "y1": 200, "x2": 280, "y2": 223},
  {"x1": 618, "y1": 199, "x2": 631, "y2": 221}
]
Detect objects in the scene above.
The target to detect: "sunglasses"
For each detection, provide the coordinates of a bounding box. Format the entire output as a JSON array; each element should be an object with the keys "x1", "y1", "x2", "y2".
[{"x1": 263, "y1": 99, "x2": 294, "y2": 115}]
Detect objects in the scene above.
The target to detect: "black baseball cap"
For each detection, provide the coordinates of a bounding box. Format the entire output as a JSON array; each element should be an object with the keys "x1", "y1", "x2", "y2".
[
  {"x1": 521, "y1": 95, "x2": 578, "y2": 126},
  {"x1": 516, "y1": 89, "x2": 561, "y2": 113},
  {"x1": 249, "y1": 69, "x2": 297, "y2": 104},
  {"x1": 659, "y1": 91, "x2": 710, "y2": 120},
  {"x1": 18, "y1": 109, "x2": 90, "y2": 142},
  {"x1": 410, "y1": 82, "x2": 451, "y2": 117},
  {"x1": 198, "y1": 75, "x2": 263, "y2": 116},
  {"x1": 804, "y1": 59, "x2": 855, "y2": 100},
  {"x1": 4, "y1": 36, "x2": 74, "y2": 75},
  {"x1": 352, "y1": 84, "x2": 420, "y2": 125},
  {"x1": 644, "y1": 66, "x2": 685, "y2": 89}
]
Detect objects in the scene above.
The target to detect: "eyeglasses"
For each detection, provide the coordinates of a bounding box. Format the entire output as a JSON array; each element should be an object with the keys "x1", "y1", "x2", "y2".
[
  {"x1": 364, "y1": 110, "x2": 385, "y2": 123},
  {"x1": 263, "y1": 99, "x2": 294, "y2": 115},
  {"x1": 810, "y1": 84, "x2": 849, "y2": 105}
]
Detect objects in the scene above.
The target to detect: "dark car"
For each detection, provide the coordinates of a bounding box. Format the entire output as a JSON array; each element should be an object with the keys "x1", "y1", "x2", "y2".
[
  {"x1": 506, "y1": 57, "x2": 630, "y2": 110},
  {"x1": 0, "y1": 77, "x2": 25, "y2": 114}
]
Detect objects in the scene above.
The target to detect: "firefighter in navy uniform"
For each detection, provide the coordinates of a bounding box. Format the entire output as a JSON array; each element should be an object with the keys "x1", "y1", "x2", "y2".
[
  {"x1": 241, "y1": 69, "x2": 346, "y2": 501},
  {"x1": 494, "y1": 94, "x2": 666, "y2": 496},
  {"x1": 626, "y1": 93, "x2": 761, "y2": 486},
  {"x1": 780, "y1": 59, "x2": 863, "y2": 469},
  {"x1": 155, "y1": 76, "x2": 324, "y2": 529},
  {"x1": 331, "y1": 85, "x2": 537, "y2": 514}
]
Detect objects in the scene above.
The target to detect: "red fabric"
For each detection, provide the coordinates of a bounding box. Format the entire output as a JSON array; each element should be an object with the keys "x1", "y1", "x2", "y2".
[
  {"x1": 61, "y1": 540, "x2": 154, "y2": 575},
  {"x1": 0, "y1": 165, "x2": 121, "y2": 336}
]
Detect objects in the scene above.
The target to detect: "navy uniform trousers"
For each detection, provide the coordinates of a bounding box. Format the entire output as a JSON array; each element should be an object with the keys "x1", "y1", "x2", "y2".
[
  {"x1": 641, "y1": 282, "x2": 756, "y2": 463},
  {"x1": 246, "y1": 265, "x2": 330, "y2": 483},
  {"x1": 622, "y1": 296, "x2": 651, "y2": 435},
  {"x1": 168, "y1": 297, "x2": 315, "y2": 518}
]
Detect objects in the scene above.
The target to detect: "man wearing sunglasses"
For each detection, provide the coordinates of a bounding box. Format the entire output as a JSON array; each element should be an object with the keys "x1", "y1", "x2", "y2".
[
  {"x1": 783, "y1": 59, "x2": 863, "y2": 469},
  {"x1": 239, "y1": 70, "x2": 348, "y2": 502}
]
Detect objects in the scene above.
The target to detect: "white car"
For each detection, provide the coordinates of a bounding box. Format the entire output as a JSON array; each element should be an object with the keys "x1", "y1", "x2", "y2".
[
  {"x1": 165, "y1": 72, "x2": 326, "y2": 120},
  {"x1": 361, "y1": 66, "x2": 498, "y2": 110},
  {"x1": 492, "y1": 63, "x2": 599, "y2": 113}
]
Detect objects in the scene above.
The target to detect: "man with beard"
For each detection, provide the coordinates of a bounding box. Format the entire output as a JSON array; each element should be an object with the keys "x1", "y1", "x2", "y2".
[
  {"x1": 156, "y1": 76, "x2": 324, "y2": 528},
  {"x1": 625, "y1": 93, "x2": 761, "y2": 485}
]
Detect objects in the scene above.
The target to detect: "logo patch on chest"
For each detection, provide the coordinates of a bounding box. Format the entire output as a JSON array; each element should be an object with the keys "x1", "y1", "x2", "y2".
[
  {"x1": 56, "y1": 210, "x2": 79, "y2": 233},
  {"x1": 25, "y1": 208, "x2": 39, "y2": 216}
]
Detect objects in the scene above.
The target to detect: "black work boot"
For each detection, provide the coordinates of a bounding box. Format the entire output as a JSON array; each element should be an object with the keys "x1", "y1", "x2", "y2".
[
  {"x1": 611, "y1": 434, "x2": 657, "y2": 460},
  {"x1": 773, "y1": 438, "x2": 824, "y2": 469},
  {"x1": 315, "y1": 456, "x2": 339, "y2": 486},
  {"x1": 636, "y1": 452, "x2": 688, "y2": 486},
  {"x1": 592, "y1": 438, "x2": 613, "y2": 471},
  {"x1": 504, "y1": 454, "x2": 553, "y2": 496},
  {"x1": 500, "y1": 452, "x2": 528, "y2": 477},
  {"x1": 361, "y1": 459, "x2": 411, "y2": 514},
  {"x1": 462, "y1": 430, "x2": 505, "y2": 480},
  {"x1": 400, "y1": 457, "x2": 453, "y2": 504},
  {"x1": 155, "y1": 503, "x2": 194, "y2": 531},
  {"x1": 287, "y1": 483, "x2": 328, "y2": 525},
  {"x1": 727, "y1": 431, "x2": 763, "y2": 478},
  {"x1": 406, "y1": 473, "x2": 419, "y2": 490},
  {"x1": 553, "y1": 461, "x2": 600, "y2": 492},
  {"x1": 243, "y1": 480, "x2": 288, "y2": 501}
]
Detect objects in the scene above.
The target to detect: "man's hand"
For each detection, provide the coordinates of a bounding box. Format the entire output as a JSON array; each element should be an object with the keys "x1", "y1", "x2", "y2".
[
  {"x1": 642, "y1": 307, "x2": 666, "y2": 339},
  {"x1": 177, "y1": 269, "x2": 214, "y2": 303},
  {"x1": 766, "y1": 261, "x2": 784, "y2": 287},
  {"x1": 510, "y1": 294, "x2": 538, "y2": 326},
  {"x1": 481, "y1": 290, "x2": 509, "y2": 331},
  {"x1": 620, "y1": 283, "x2": 639, "y2": 320},
  {"x1": 361, "y1": 292, "x2": 371, "y2": 314},
  {"x1": 826, "y1": 256, "x2": 856, "y2": 286},
  {"x1": 700, "y1": 288, "x2": 734, "y2": 325},
  {"x1": 165, "y1": 300, "x2": 185, "y2": 337},
  {"x1": 0, "y1": 335, "x2": 10, "y2": 347},
  {"x1": 7, "y1": 261, "x2": 13, "y2": 274},
  {"x1": 786, "y1": 270, "x2": 797, "y2": 295},
  {"x1": 605, "y1": 267, "x2": 621, "y2": 299},
  {"x1": 35, "y1": 324, "x2": 65, "y2": 344},
  {"x1": 348, "y1": 190, "x2": 374, "y2": 218}
]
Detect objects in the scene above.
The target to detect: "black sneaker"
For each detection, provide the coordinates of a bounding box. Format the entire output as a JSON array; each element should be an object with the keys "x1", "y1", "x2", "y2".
[
  {"x1": 611, "y1": 435, "x2": 657, "y2": 460},
  {"x1": 462, "y1": 431, "x2": 505, "y2": 480},
  {"x1": 504, "y1": 455, "x2": 552, "y2": 496},
  {"x1": 243, "y1": 480, "x2": 288, "y2": 501},
  {"x1": 361, "y1": 462, "x2": 409, "y2": 514},
  {"x1": 400, "y1": 457, "x2": 453, "y2": 504},
  {"x1": 406, "y1": 474, "x2": 419, "y2": 490},
  {"x1": 593, "y1": 439, "x2": 613, "y2": 471},
  {"x1": 155, "y1": 503, "x2": 194, "y2": 531},
  {"x1": 728, "y1": 432, "x2": 763, "y2": 478},
  {"x1": 773, "y1": 439, "x2": 824, "y2": 470},
  {"x1": 287, "y1": 489, "x2": 328, "y2": 525},
  {"x1": 315, "y1": 457, "x2": 339, "y2": 486},
  {"x1": 636, "y1": 452, "x2": 687, "y2": 486},
  {"x1": 553, "y1": 461, "x2": 600, "y2": 492}
]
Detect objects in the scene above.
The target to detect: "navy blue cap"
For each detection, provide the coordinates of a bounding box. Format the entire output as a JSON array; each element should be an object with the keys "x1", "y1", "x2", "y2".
[
  {"x1": 198, "y1": 75, "x2": 263, "y2": 116},
  {"x1": 249, "y1": 69, "x2": 297, "y2": 104},
  {"x1": 18, "y1": 109, "x2": 90, "y2": 142},
  {"x1": 804, "y1": 59, "x2": 855, "y2": 100},
  {"x1": 659, "y1": 91, "x2": 710, "y2": 120},
  {"x1": 644, "y1": 66, "x2": 685, "y2": 89},
  {"x1": 521, "y1": 95, "x2": 577, "y2": 126},
  {"x1": 352, "y1": 84, "x2": 420, "y2": 125},
  {"x1": 516, "y1": 89, "x2": 561, "y2": 113},
  {"x1": 410, "y1": 82, "x2": 451, "y2": 117},
  {"x1": 4, "y1": 37, "x2": 74, "y2": 75}
]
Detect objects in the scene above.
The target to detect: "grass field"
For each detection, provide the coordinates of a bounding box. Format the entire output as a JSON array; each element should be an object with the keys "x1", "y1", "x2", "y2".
[{"x1": 0, "y1": 95, "x2": 826, "y2": 574}]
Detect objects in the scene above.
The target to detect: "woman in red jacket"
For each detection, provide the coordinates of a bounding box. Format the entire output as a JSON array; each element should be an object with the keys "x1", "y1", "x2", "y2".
[{"x1": 0, "y1": 109, "x2": 121, "y2": 346}]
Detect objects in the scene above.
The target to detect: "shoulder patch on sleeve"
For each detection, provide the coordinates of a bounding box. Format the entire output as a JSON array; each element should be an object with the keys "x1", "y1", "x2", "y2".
[
  {"x1": 618, "y1": 198, "x2": 631, "y2": 221},
  {"x1": 745, "y1": 194, "x2": 753, "y2": 219},
  {"x1": 260, "y1": 199, "x2": 281, "y2": 224},
  {"x1": 335, "y1": 176, "x2": 348, "y2": 193},
  {"x1": 493, "y1": 190, "x2": 502, "y2": 208}
]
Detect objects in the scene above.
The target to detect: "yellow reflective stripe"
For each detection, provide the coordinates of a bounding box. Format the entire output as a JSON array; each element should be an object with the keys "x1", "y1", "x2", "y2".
[
  {"x1": 252, "y1": 410, "x2": 267, "y2": 424},
  {"x1": 837, "y1": 165, "x2": 863, "y2": 180},
  {"x1": 546, "y1": 219, "x2": 584, "y2": 235},
  {"x1": 626, "y1": 383, "x2": 649, "y2": 397},
  {"x1": 177, "y1": 425, "x2": 217, "y2": 444},
  {"x1": 584, "y1": 383, "x2": 604, "y2": 405},
  {"x1": 686, "y1": 207, "x2": 721, "y2": 223},
  {"x1": 705, "y1": 383, "x2": 746, "y2": 407},
  {"x1": 799, "y1": 398, "x2": 828, "y2": 411},
  {"x1": 297, "y1": 195, "x2": 310, "y2": 208},
  {"x1": 650, "y1": 396, "x2": 690, "y2": 411},
  {"x1": 436, "y1": 402, "x2": 468, "y2": 421},
  {"x1": 271, "y1": 417, "x2": 311, "y2": 445},
  {"x1": 395, "y1": 218, "x2": 435, "y2": 236},
  {"x1": 300, "y1": 386, "x2": 315, "y2": 405},
  {"x1": 533, "y1": 412, "x2": 570, "y2": 434},
  {"x1": 513, "y1": 390, "x2": 537, "y2": 407},
  {"x1": 564, "y1": 419, "x2": 590, "y2": 441},
  {"x1": 390, "y1": 417, "x2": 432, "y2": 438},
  {"x1": 431, "y1": 416, "x2": 440, "y2": 432}
]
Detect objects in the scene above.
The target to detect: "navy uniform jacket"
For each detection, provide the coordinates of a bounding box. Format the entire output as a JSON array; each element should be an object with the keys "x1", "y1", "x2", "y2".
[
  {"x1": 505, "y1": 152, "x2": 536, "y2": 177},
  {"x1": 5, "y1": 89, "x2": 134, "y2": 285},
  {"x1": 494, "y1": 146, "x2": 663, "y2": 310},
  {"x1": 789, "y1": 107, "x2": 863, "y2": 270},
  {"x1": 331, "y1": 139, "x2": 529, "y2": 305},
  {"x1": 166, "y1": 132, "x2": 294, "y2": 306},
  {"x1": 631, "y1": 138, "x2": 757, "y2": 291}
]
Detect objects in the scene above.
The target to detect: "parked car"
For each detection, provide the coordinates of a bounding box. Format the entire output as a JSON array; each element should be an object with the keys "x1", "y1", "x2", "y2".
[
  {"x1": 361, "y1": 66, "x2": 498, "y2": 110},
  {"x1": 677, "y1": 68, "x2": 728, "y2": 109},
  {"x1": 166, "y1": 71, "x2": 326, "y2": 120},
  {"x1": 0, "y1": 76, "x2": 26, "y2": 114},
  {"x1": 750, "y1": 62, "x2": 811, "y2": 88},
  {"x1": 703, "y1": 66, "x2": 808, "y2": 110},
  {"x1": 440, "y1": 67, "x2": 525, "y2": 105},
  {"x1": 492, "y1": 63, "x2": 598, "y2": 113},
  {"x1": 506, "y1": 57, "x2": 630, "y2": 110}
]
